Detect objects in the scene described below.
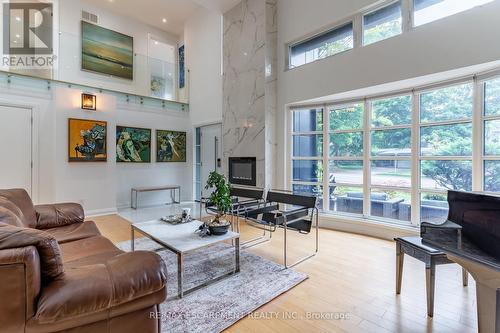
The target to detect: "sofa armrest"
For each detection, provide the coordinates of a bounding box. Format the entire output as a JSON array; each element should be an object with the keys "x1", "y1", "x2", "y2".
[
  {"x1": 35, "y1": 203, "x2": 84, "y2": 229},
  {"x1": 35, "y1": 251, "x2": 167, "y2": 325},
  {"x1": 0, "y1": 246, "x2": 41, "y2": 330},
  {"x1": 0, "y1": 223, "x2": 64, "y2": 282}
]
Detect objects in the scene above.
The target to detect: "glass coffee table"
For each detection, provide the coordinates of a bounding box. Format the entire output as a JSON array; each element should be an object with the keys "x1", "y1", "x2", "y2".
[{"x1": 131, "y1": 219, "x2": 240, "y2": 298}]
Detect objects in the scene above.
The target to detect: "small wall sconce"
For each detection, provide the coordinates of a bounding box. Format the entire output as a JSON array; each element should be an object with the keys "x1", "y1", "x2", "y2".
[{"x1": 81, "y1": 93, "x2": 96, "y2": 110}]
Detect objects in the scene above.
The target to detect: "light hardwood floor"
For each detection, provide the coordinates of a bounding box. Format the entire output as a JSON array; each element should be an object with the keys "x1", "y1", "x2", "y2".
[{"x1": 92, "y1": 215, "x2": 478, "y2": 333}]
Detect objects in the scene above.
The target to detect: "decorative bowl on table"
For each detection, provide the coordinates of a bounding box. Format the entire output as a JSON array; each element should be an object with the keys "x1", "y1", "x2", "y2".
[{"x1": 208, "y1": 219, "x2": 231, "y2": 235}]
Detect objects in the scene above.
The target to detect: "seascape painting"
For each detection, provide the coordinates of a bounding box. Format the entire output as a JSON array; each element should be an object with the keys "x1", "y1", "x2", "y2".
[
  {"x1": 116, "y1": 126, "x2": 151, "y2": 163},
  {"x1": 156, "y1": 130, "x2": 186, "y2": 162},
  {"x1": 82, "y1": 21, "x2": 134, "y2": 80},
  {"x1": 68, "y1": 118, "x2": 107, "y2": 162}
]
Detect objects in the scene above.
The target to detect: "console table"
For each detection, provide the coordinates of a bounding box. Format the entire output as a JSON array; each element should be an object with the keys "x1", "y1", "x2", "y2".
[{"x1": 131, "y1": 185, "x2": 181, "y2": 209}]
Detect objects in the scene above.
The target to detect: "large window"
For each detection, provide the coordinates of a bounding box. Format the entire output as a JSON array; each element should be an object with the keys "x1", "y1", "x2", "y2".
[
  {"x1": 483, "y1": 78, "x2": 500, "y2": 193},
  {"x1": 289, "y1": 23, "x2": 353, "y2": 69},
  {"x1": 291, "y1": 108, "x2": 324, "y2": 208},
  {"x1": 419, "y1": 83, "x2": 473, "y2": 222},
  {"x1": 329, "y1": 103, "x2": 365, "y2": 215},
  {"x1": 363, "y1": 1, "x2": 402, "y2": 46},
  {"x1": 370, "y1": 95, "x2": 412, "y2": 222},
  {"x1": 414, "y1": 0, "x2": 494, "y2": 27},
  {"x1": 289, "y1": 76, "x2": 500, "y2": 226}
]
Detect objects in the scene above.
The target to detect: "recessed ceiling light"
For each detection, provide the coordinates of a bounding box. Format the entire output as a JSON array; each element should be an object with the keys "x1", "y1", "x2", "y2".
[
  {"x1": 154, "y1": 41, "x2": 158, "y2": 45},
  {"x1": 162, "y1": 18, "x2": 167, "y2": 23},
  {"x1": 15, "y1": 16, "x2": 21, "y2": 21},
  {"x1": 15, "y1": 34, "x2": 20, "y2": 38}
]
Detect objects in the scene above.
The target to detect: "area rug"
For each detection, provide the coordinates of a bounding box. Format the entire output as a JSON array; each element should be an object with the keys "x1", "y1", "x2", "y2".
[{"x1": 117, "y1": 238, "x2": 307, "y2": 333}]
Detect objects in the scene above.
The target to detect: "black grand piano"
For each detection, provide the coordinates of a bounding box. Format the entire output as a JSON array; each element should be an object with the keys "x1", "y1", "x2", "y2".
[{"x1": 421, "y1": 190, "x2": 500, "y2": 333}]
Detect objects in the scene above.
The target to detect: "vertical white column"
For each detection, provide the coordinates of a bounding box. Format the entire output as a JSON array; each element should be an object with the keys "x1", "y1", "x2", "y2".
[
  {"x1": 363, "y1": 99, "x2": 371, "y2": 217},
  {"x1": 472, "y1": 77, "x2": 484, "y2": 192},
  {"x1": 410, "y1": 90, "x2": 421, "y2": 226},
  {"x1": 323, "y1": 104, "x2": 330, "y2": 211}
]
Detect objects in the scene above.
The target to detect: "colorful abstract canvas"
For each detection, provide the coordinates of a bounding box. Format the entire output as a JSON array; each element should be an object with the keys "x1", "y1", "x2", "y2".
[
  {"x1": 156, "y1": 130, "x2": 186, "y2": 162},
  {"x1": 68, "y1": 118, "x2": 107, "y2": 162},
  {"x1": 82, "y1": 21, "x2": 134, "y2": 80},
  {"x1": 116, "y1": 126, "x2": 151, "y2": 163}
]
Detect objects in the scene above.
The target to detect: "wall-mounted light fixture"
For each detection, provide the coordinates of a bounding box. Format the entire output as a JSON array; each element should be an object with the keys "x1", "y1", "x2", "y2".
[{"x1": 81, "y1": 93, "x2": 96, "y2": 110}]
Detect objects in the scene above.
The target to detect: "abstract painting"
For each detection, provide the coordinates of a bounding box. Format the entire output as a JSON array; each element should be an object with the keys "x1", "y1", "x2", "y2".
[
  {"x1": 68, "y1": 118, "x2": 107, "y2": 162},
  {"x1": 156, "y1": 130, "x2": 186, "y2": 162},
  {"x1": 82, "y1": 21, "x2": 134, "y2": 80},
  {"x1": 116, "y1": 126, "x2": 151, "y2": 163}
]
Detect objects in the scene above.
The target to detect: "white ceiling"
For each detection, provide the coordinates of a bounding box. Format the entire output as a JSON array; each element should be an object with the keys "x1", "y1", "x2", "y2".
[{"x1": 84, "y1": 0, "x2": 241, "y2": 37}]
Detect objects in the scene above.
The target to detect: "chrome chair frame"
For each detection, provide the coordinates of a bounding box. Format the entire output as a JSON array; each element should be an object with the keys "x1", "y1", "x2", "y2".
[
  {"x1": 243, "y1": 190, "x2": 319, "y2": 269},
  {"x1": 200, "y1": 186, "x2": 269, "y2": 247}
]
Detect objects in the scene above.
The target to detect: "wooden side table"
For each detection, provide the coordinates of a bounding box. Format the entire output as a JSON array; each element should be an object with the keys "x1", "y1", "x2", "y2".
[{"x1": 395, "y1": 236, "x2": 469, "y2": 317}]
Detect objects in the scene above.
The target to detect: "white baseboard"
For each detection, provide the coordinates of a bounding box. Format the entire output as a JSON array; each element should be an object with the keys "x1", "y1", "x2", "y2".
[
  {"x1": 86, "y1": 207, "x2": 118, "y2": 218},
  {"x1": 319, "y1": 214, "x2": 419, "y2": 241}
]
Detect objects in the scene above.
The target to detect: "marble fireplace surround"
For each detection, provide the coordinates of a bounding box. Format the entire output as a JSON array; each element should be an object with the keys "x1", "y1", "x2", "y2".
[{"x1": 222, "y1": 0, "x2": 277, "y2": 189}]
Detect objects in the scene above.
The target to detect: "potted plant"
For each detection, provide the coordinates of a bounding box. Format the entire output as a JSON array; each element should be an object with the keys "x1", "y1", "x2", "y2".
[{"x1": 204, "y1": 171, "x2": 232, "y2": 235}]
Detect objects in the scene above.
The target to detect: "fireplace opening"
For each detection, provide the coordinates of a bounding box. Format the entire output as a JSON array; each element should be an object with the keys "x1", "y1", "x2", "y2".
[{"x1": 228, "y1": 157, "x2": 256, "y2": 186}]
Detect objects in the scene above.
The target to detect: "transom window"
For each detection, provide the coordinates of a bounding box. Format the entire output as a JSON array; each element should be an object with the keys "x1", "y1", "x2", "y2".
[
  {"x1": 289, "y1": 76, "x2": 500, "y2": 226},
  {"x1": 287, "y1": 0, "x2": 494, "y2": 69}
]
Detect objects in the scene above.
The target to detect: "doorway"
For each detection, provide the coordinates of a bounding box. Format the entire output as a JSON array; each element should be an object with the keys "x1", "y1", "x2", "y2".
[
  {"x1": 0, "y1": 105, "x2": 33, "y2": 195},
  {"x1": 195, "y1": 123, "x2": 222, "y2": 201}
]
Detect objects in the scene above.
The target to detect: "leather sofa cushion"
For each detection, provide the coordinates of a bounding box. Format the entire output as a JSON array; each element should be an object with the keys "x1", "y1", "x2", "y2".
[
  {"x1": 60, "y1": 236, "x2": 123, "y2": 267},
  {"x1": 0, "y1": 189, "x2": 37, "y2": 228},
  {"x1": 34, "y1": 251, "x2": 167, "y2": 325},
  {"x1": 35, "y1": 203, "x2": 85, "y2": 230},
  {"x1": 44, "y1": 221, "x2": 101, "y2": 244},
  {"x1": 0, "y1": 223, "x2": 64, "y2": 282}
]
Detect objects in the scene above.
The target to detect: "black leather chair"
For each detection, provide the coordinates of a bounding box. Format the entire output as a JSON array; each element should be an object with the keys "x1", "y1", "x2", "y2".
[{"x1": 243, "y1": 190, "x2": 319, "y2": 268}]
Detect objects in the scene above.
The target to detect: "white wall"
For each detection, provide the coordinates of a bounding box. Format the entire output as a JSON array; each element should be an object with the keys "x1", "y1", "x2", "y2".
[
  {"x1": 0, "y1": 81, "x2": 191, "y2": 215},
  {"x1": 275, "y1": 0, "x2": 500, "y2": 188},
  {"x1": 183, "y1": 7, "x2": 223, "y2": 127},
  {"x1": 52, "y1": 88, "x2": 192, "y2": 214},
  {"x1": 57, "y1": 0, "x2": 180, "y2": 97}
]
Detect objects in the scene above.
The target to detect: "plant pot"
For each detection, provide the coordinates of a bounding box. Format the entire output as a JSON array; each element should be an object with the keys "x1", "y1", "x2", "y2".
[{"x1": 208, "y1": 222, "x2": 230, "y2": 235}]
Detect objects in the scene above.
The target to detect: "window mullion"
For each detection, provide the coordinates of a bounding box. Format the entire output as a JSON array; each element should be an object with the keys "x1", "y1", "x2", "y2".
[
  {"x1": 411, "y1": 90, "x2": 421, "y2": 226},
  {"x1": 363, "y1": 99, "x2": 371, "y2": 217},
  {"x1": 323, "y1": 105, "x2": 330, "y2": 211},
  {"x1": 401, "y1": 0, "x2": 412, "y2": 33},
  {"x1": 472, "y1": 77, "x2": 484, "y2": 192}
]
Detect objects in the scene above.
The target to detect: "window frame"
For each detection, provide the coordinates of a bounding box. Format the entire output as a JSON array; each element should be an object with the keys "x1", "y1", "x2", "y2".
[
  {"x1": 286, "y1": 0, "x2": 494, "y2": 70},
  {"x1": 361, "y1": 0, "x2": 403, "y2": 46},
  {"x1": 287, "y1": 72, "x2": 500, "y2": 227},
  {"x1": 286, "y1": 18, "x2": 355, "y2": 70}
]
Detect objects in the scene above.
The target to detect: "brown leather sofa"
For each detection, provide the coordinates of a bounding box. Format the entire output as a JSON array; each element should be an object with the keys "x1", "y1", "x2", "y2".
[{"x1": 0, "y1": 189, "x2": 167, "y2": 333}]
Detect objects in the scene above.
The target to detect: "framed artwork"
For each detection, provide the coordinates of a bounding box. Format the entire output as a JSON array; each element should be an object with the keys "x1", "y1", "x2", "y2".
[
  {"x1": 156, "y1": 130, "x2": 186, "y2": 162},
  {"x1": 178, "y1": 45, "x2": 185, "y2": 88},
  {"x1": 82, "y1": 21, "x2": 134, "y2": 80},
  {"x1": 116, "y1": 126, "x2": 151, "y2": 163},
  {"x1": 68, "y1": 118, "x2": 107, "y2": 162}
]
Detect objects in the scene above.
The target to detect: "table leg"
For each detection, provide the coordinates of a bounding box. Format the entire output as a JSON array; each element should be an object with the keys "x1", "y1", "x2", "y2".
[
  {"x1": 426, "y1": 263, "x2": 436, "y2": 317},
  {"x1": 178, "y1": 253, "x2": 184, "y2": 298},
  {"x1": 235, "y1": 237, "x2": 240, "y2": 273},
  {"x1": 396, "y1": 242, "x2": 404, "y2": 294},
  {"x1": 462, "y1": 268, "x2": 468, "y2": 287},
  {"x1": 178, "y1": 187, "x2": 181, "y2": 204},
  {"x1": 131, "y1": 227, "x2": 135, "y2": 251}
]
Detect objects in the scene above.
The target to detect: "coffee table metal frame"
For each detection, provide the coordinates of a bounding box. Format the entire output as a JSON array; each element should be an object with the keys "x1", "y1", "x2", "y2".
[{"x1": 131, "y1": 220, "x2": 240, "y2": 299}]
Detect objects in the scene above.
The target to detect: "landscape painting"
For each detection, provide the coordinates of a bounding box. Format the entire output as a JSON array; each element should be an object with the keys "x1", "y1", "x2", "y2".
[
  {"x1": 82, "y1": 21, "x2": 134, "y2": 80},
  {"x1": 116, "y1": 126, "x2": 151, "y2": 163},
  {"x1": 68, "y1": 118, "x2": 107, "y2": 162},
  {"x1": 156, "y1": 130, "x2": 186, "y2": 162}
]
